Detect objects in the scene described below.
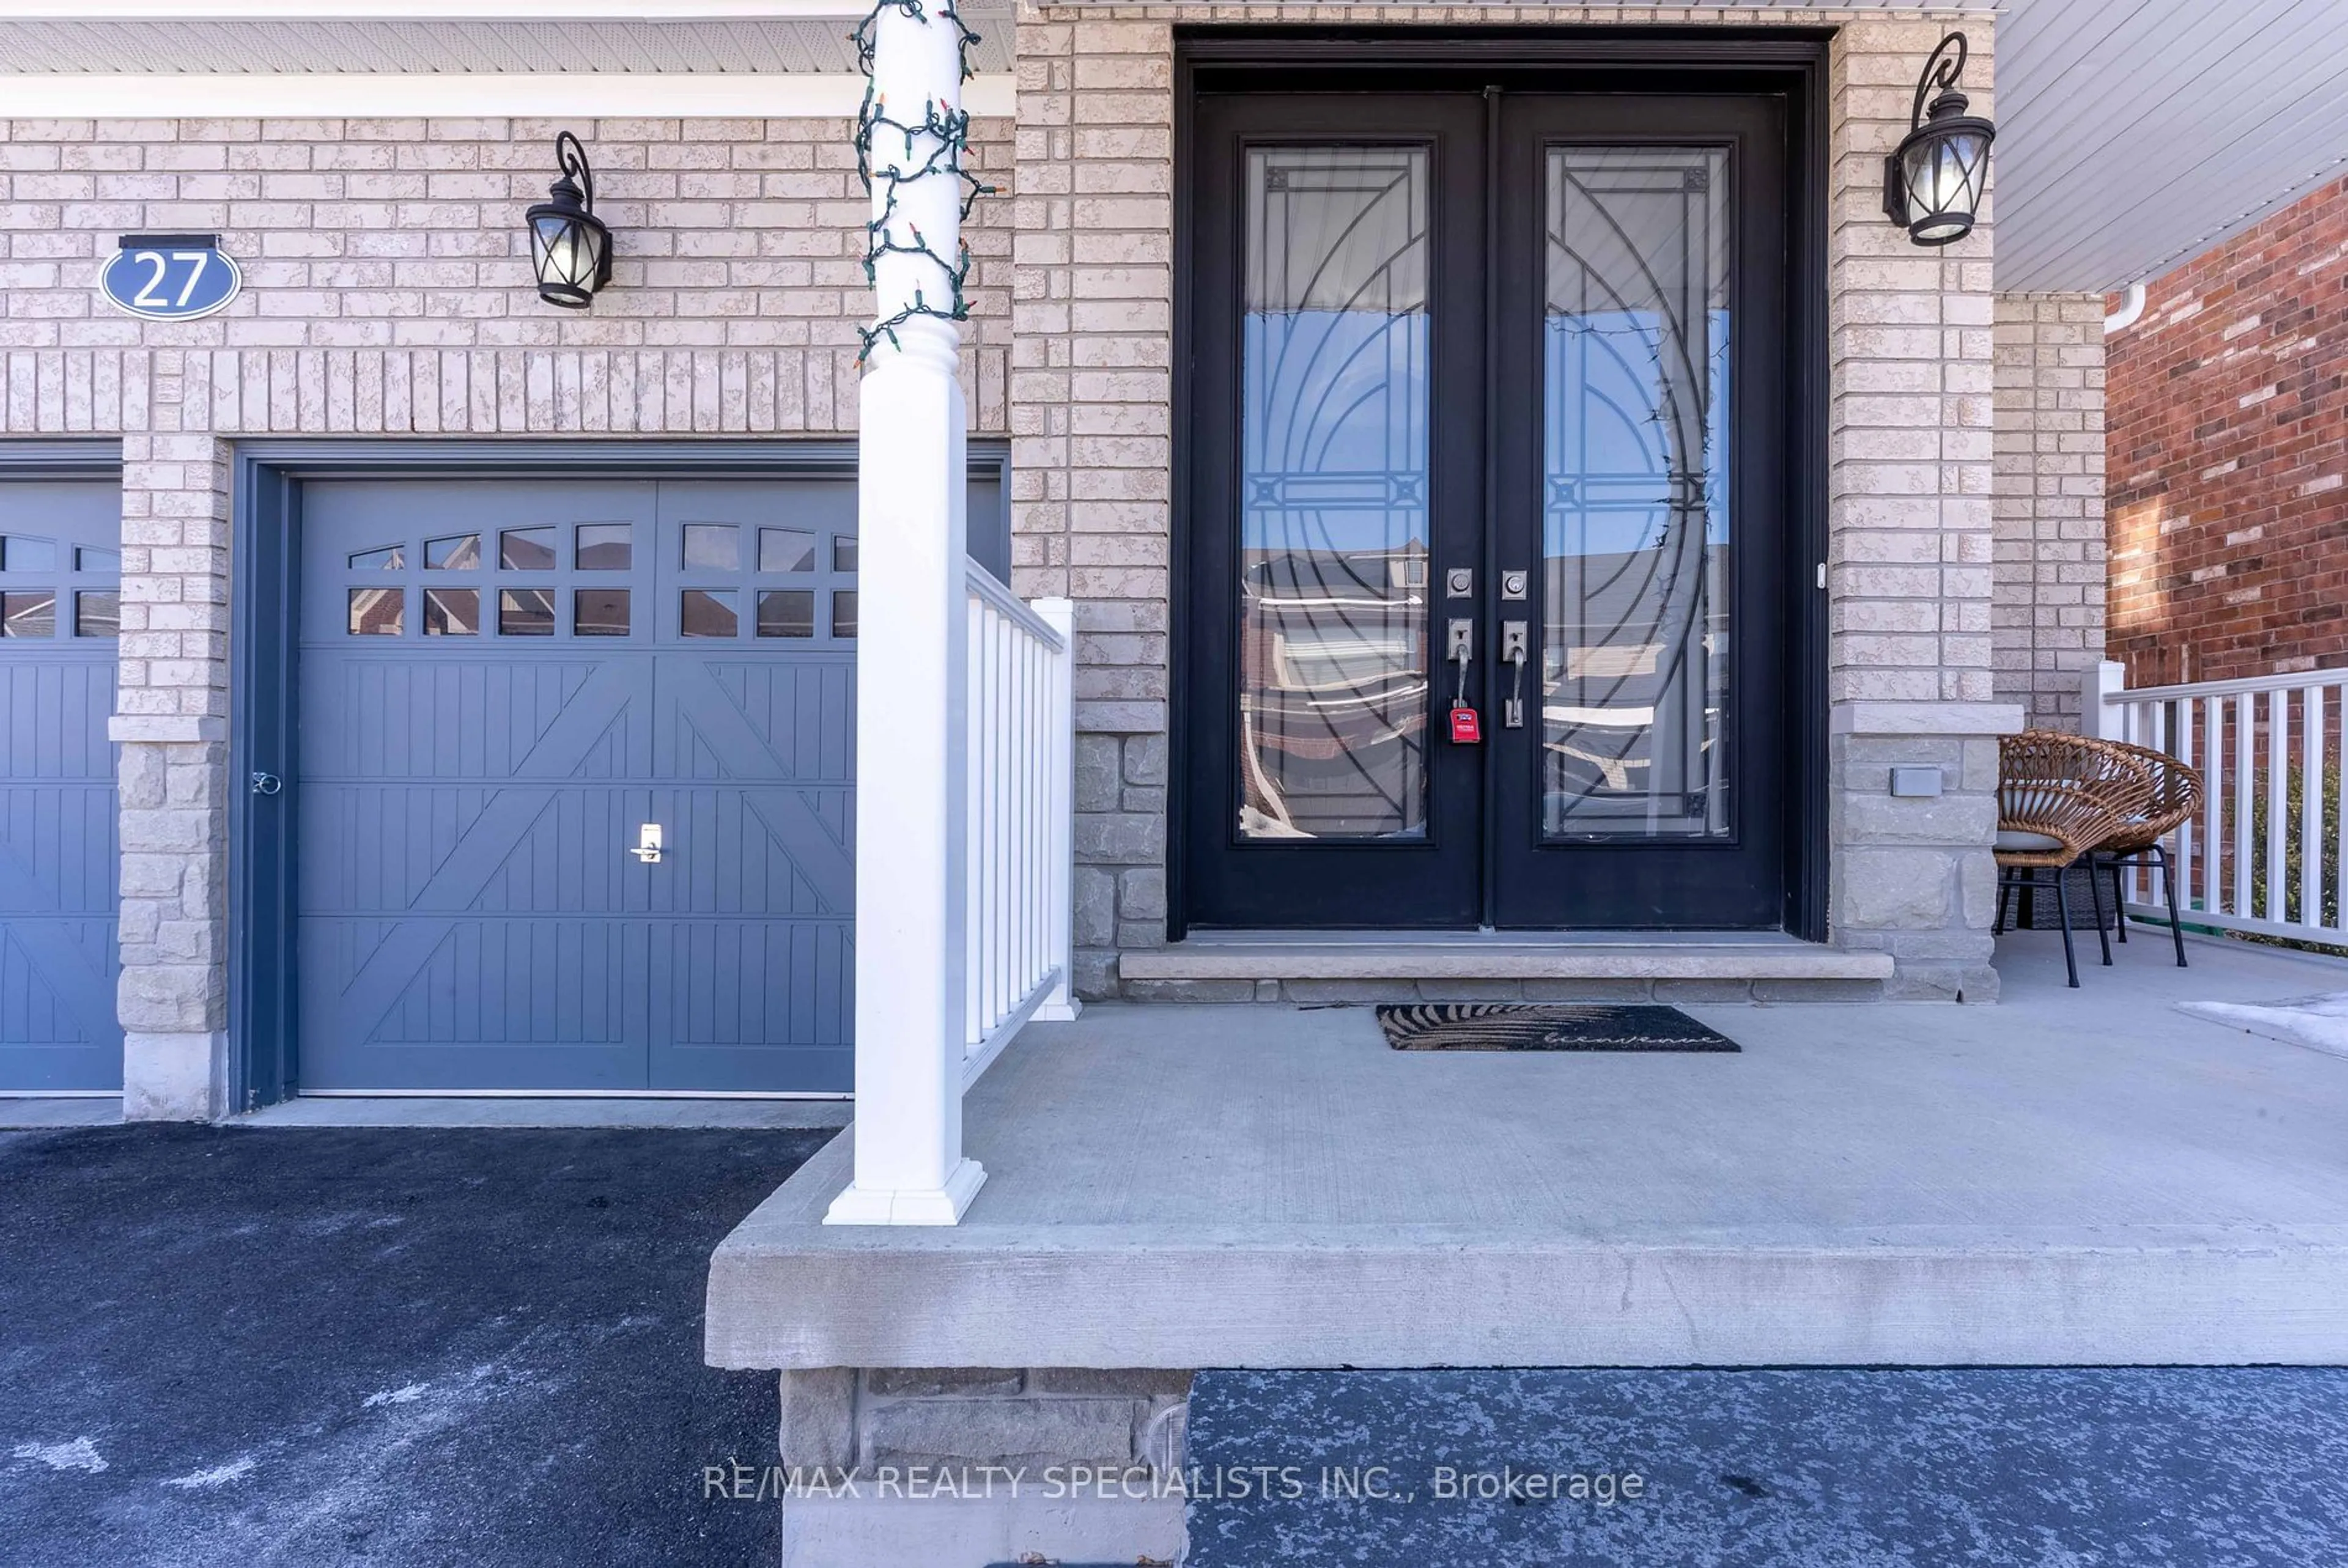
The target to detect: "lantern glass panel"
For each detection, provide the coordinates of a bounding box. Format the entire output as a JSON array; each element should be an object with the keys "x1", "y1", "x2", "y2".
[
  {"x1": 533, "y1": 213, "x2": 599, "y2": 291},
  {"x1": 1901, "y1": 127, "x2": 1988, "y2": 242}
]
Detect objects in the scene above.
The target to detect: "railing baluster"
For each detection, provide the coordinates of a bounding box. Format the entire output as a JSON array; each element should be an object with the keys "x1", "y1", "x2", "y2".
[
  {"x1": 1029, "y1": 638, "x2": 1046, "y2": 981},
  {"x1": 1029, "y1": 639, "x2": 1044, "y2": 981},
  {"x1": 2234, "y1": 692, "x2": 2254, "y2": 917},
  {"x1": 986, "y1": 611, "x2": 1006, "y2": 1030},
  {"x1": 2303, "y1": 685, "x2": 2324, "y2": 930},
  {"x1": 995, "y1": 610, "x2": 1011, "y2": 1022},
  {"x1": 964, "y1": 597, "x2": 983, "y2": 1050},
  {"x1": 1004, "y1": 617, "x2": 1021, "y2": 1007},
  {"x1": 2336, "y1": 685, "x2": 2347, "y2": 936},
  {"x1": 999, "y1": 614, "x2": 1017, "y2": 1015},
  {"x1": 2265, "y1": 689, "x2": 2287, "y2": 924},
  {"x1": 2171, "y1": 698, "x2": 2193, "y2": 916},
  {"x1": 2202, "y1": 695, "x2": 2221, "y2": 919},
  {"x1": 1013, "y1": 636, "x2": 1028, "y2": 993}
]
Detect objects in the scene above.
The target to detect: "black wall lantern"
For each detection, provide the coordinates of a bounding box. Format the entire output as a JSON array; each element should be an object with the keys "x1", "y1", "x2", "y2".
[
  {"x1": 526, "y1": 131, "x2": 613, "y2": 307},
  {"x1": 1884, "y1": 32, "x2": 1996, "y2": 246}
]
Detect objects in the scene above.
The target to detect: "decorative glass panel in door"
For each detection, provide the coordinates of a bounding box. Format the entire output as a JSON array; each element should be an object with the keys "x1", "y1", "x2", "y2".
[
  {"x1": 1540, "y1": 147, "x2": 1731, "y2": 839},
  {"x1": 1238, "y1": 146, "x2": 1431, "y2": 841}
]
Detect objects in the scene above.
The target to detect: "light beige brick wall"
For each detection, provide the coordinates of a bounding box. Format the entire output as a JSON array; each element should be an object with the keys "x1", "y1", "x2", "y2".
[
  {"x1": 1992, "y1": 291, "x2": 2107, "y2": 731},
  {"x1": 1013, "y1": 6, "x2": 2012, "y2": 999},
  {"x1": 0, "y1": 114, "x2": 1012, "y2": 405},
  {"x1": 1011, "y1": 15, "x2": 1173, "y2": 993},
  {"x1": 1822, "y1": 15, "x2": 2009, "y2": 1001},
  {"x1": 0, "y1": 112, "x2": 1011, "y2": 1115}
]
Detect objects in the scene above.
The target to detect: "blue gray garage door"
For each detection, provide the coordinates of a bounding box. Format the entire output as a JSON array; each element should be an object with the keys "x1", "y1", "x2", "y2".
[
  {"x1": 296, "y1": 479, "x2": 863, "y2": 1094},
  {"x1": 0, "y1": 481, "x2": 122, "y2": 1092}
]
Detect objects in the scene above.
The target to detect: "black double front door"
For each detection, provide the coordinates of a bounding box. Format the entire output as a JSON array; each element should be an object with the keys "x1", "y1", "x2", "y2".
[{"x1": 1183, "y1": 89, "x2": 1793, "y2": 930}]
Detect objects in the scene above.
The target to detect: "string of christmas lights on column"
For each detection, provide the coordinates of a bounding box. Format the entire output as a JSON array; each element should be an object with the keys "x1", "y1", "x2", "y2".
[{"x1": 851, "y1": 0, "x2": 995, "y2": 364}]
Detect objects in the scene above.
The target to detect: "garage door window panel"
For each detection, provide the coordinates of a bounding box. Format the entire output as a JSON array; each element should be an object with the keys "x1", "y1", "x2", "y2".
[
  {"x1": 577, "y1": 524, "x2": 632, "y2": 570},
  {"x1": 423, "y1": 587, "x2": 479, "y2": 636},
  {"x1": 499, "y1": 587, "x2": 556, "y2": 636},
  {"x1": 500, "y1": 528, "x2": 558, "y2": 570},
  {"x1": 575, "y1": 589, "x2": 630, "y2": 637},
  {"x1": 75, "y1": 591, "x2": 119, "y2": 639},
  {"x1": 425, "y1": 534, "x2": 481, "y2": 570}
]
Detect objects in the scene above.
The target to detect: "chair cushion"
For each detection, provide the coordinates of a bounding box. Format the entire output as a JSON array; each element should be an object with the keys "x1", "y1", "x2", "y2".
[{"x1": 1995, "y1": 828, "x2": 2067, "y2": 853}]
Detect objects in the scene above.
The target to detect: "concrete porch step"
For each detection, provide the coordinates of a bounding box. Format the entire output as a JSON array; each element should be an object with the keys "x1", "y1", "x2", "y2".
[{"x1": 1117, "y1": 930, "x2": 1893, "y2": 1001}]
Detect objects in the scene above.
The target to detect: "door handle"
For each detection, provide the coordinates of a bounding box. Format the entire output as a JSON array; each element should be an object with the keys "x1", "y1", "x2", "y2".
[
  {"x1": 1445, "y1": 617, "x2": 1475, "y2": 707},
  {"x1": 1500, "y1": 620, "x2": 1529, "y2": 729},
  {"x1": 630, "y1": 823, "x2": 664, "y2": 864},
  {"x1": 1445, "y1": 618, "x2": 1480, "y2": 743}
]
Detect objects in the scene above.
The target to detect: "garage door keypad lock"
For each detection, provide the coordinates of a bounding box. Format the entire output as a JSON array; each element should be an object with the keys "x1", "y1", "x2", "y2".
[{"x1": 630, "y1": 823, "x2": 664, "y2": 864}]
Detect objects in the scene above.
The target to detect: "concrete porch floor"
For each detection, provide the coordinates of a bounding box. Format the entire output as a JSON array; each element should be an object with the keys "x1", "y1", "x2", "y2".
[{"x1": 707, "y1": 931, "x2": 2348, "y2": 1371}]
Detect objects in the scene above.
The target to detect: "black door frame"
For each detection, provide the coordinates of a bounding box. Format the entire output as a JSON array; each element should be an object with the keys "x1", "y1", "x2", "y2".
[
  {"x1": 226, "y1": 438, "x2": 1010, "y2": 1111},
  {"x1": 1170, "y1": 28, "x2": 1830, "y2": 941}
]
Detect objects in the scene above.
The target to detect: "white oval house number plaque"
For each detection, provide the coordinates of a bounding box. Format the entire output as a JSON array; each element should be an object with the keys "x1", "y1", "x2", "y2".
[{"x1": 100, "y1": 233, "x2": 242, "y2": 322}]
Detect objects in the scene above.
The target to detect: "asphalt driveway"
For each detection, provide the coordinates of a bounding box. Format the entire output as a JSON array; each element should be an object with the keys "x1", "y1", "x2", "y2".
[
  {"x1": 1185, "y1": 1366, "x2": 2348, "y2": 1566},
  {"x1": 0, "y1": 1123, "x2": 830, "y2": 1568}
]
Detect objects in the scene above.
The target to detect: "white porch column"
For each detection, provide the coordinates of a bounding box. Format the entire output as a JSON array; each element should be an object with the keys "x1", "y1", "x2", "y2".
[{"x1": 827, "y1": 1, "x2": 982, "y2": 1226}]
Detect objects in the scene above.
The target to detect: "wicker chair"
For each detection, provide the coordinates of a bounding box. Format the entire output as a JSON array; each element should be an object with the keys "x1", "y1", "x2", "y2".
[
  {"x1": 1992, "y1": 731, "x2": 2155, "y2": 987},
  {"x1": 2091, "y1": 742, "x2": 2206, "y2": 968}
]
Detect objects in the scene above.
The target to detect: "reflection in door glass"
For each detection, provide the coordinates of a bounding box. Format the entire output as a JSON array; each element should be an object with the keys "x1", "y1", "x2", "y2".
[
  {"x1": 423, "y1": 587, "x2": 479, "y2": 636},
  {"x1": 1541, "y1": 147, "x2": 1732, "y2": 839},
  {"x1": 424, "y1": 534, "x2": 479, "y2": 571},
  {"x1": 1238, "y1": 145, "x2": 1431, "y2": 841},
  {"x1": 499, "y1": 527, "x2": 557, "y2": 570}
]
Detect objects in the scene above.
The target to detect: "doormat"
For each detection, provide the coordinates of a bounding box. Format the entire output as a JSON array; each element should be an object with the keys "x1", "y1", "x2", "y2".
[{"x1": 1377, "y1": 1003, "x2": 1740, "y2": 1052}]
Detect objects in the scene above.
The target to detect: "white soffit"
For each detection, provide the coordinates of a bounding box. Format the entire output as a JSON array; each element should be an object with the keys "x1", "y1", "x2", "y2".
[{"x1": 1998, "y1": 0, "x2": 2348, "y2": 291}]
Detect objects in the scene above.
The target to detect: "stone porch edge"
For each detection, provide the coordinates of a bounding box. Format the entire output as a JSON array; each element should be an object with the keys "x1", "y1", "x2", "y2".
[{"x1": 706, "y1": 1137, "x2": 2348, "y2": 1371}]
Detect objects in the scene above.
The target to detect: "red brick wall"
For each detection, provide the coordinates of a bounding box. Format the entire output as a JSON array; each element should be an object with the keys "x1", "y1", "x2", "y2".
[{"x1": 2106, "y1": 176, "x2": 2348, "y2": 686}]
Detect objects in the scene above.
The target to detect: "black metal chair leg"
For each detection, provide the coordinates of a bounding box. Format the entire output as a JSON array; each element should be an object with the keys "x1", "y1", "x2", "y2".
[
  {"x1": 2054, "y1": 866, "x2": 2081, "y2": 988},
  {"x1": 2086, "y1": 854, "x2": 2114, "y2": 965},
  {"x1": 1993, "y1": 867, "x2": 2010, "y2": 935},
  {"x1": 2110, "y1": 857, "x2": 2129, "y2": 943},
  {"x1": 2155, "y1": 844, "x2": 2187, "y2": 968}
]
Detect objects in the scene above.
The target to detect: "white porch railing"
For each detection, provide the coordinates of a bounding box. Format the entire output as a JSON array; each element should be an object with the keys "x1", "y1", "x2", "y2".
[
  {"x1": 963, "y1": 570, "x2": 1080, "y2": 1082},
  {"x1": 2088, "y1": 659, "x2": 2348, "y2": 943}
]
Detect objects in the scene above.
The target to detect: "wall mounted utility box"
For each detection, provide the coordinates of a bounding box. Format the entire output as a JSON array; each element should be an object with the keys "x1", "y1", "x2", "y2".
[{"x1": 1889, "y1": 766, "x2": 1946, "y2": 798}]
